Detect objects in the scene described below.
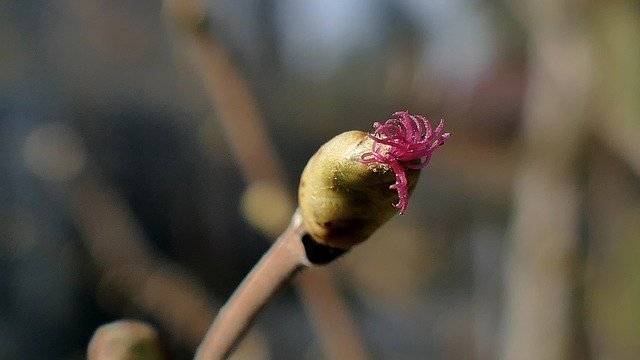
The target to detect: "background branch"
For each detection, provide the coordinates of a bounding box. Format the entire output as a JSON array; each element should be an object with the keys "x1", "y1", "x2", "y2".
[
  {"x1": 501, "y1": 1, "x2": 594, "y2": 359},
  {"x1": 163, "y1": 0, "x2": 370, "y2": 358},
  {"x1": 71, "y1": 167, "x2": 269, "y2": 359}
]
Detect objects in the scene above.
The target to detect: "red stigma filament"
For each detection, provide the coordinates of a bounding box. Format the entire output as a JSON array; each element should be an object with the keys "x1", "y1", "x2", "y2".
[{"x1": 361, "y1": 111, "x2": 450, "y2": 214}]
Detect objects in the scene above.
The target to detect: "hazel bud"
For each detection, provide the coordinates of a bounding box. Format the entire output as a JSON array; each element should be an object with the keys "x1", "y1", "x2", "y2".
[
  {"x1": 299, "y1": 131, "x2": 415, "y2": 249},
  {"x1": 298, "y1": 112, "x2": 449, "y2": 250},
  {"x1": 87, "y1": 320, "x2": 166, "y2": 360}
]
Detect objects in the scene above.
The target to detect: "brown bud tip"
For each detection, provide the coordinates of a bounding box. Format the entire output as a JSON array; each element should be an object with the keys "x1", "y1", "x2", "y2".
[
  {"x1": 87, "y1": 320, "x2": 166, "y2": 360},
  {"x1": 298, "y1": 131, "x2": 419, "y2": 250}
]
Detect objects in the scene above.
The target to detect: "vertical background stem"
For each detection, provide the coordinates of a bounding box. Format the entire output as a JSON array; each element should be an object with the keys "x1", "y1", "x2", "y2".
[{"x1": 501, "y1": 1, "x2": 594, "y2": 359}]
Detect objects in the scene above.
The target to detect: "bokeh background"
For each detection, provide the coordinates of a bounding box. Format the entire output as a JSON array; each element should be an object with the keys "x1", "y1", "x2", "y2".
[{"x1": 1, "y1": 0, "x2": 639, "y2": 359}]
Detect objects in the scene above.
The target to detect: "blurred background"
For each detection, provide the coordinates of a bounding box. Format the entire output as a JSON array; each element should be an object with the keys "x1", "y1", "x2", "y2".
[{"x1": 1, "y1": 0, "x2": 639, "y2": 359}]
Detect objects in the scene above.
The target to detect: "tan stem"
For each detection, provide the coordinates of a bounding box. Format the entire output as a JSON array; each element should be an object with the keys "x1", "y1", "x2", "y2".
[
  {"x1": 194, "y1": 211, "x2": 308, "y2": 360},
  {"x1": 167, "y1": 6, "x2": 285, "y2": 185}
]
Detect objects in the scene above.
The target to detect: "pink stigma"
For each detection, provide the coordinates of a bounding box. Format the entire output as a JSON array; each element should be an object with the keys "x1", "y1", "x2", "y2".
[{"x1": 361, "y1": 111, "x2": 450, "y2": 214}]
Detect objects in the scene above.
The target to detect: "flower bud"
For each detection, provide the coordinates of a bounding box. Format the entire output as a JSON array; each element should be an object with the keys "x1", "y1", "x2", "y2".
[
  {"x1": 298, "y1": 112, "x2": 449, "y2": 250},
  {"x1": 299, "y1": 131, "x2": 418, "y2": 249},
  {"x1": 87, "y1": 320, "x2": 166, "y2": 360}
]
